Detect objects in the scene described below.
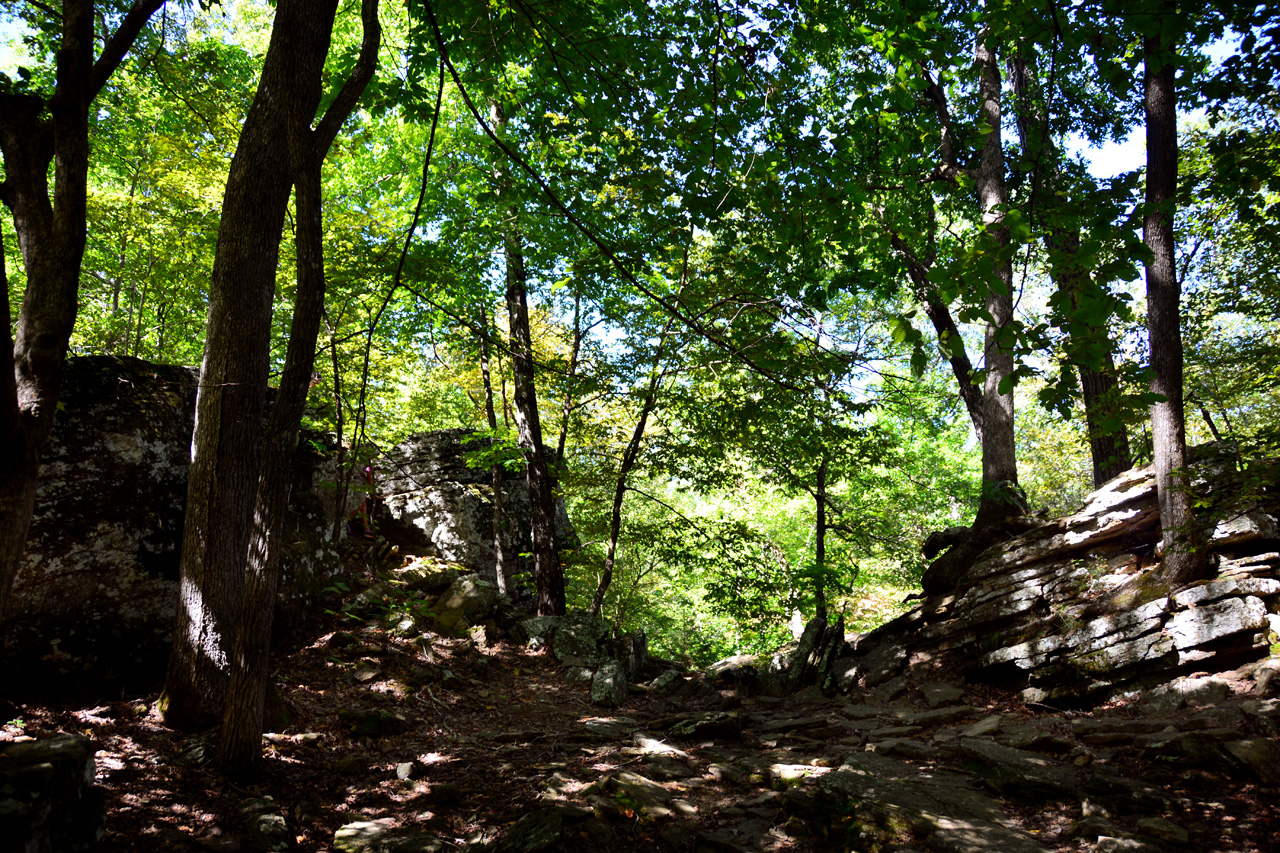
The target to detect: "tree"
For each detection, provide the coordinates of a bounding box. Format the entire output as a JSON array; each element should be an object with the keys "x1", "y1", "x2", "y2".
[
  {"x1": 855, "y1": 4, "x2": 1024, "y2": 526},
  {"x1": 1005, "y1": 48, "x2": 1134, "y2": 487},
  {"x1": 971, "y1": 24, "x2": 1019, "y2": 526},
  {"x1": 0, "y1": 0, "x2": 163, "y2": 620},
  {"x1": 164, "y1": 0, "x2": 376, "y2": 730},
  {"x1": 492, "y1": 102, "x2": 565, "y2": 616},
  {"x1": 219, "y1": 0, "x2": 381, "y2": 777},
  {"x1": 1143, "y1": 5, "x2": 1206, "y2": 586},
  {"x1": 588, "y1": 312, "x2": 680, "y2": 616}
]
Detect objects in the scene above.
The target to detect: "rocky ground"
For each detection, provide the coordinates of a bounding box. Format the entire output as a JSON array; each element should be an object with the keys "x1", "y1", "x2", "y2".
[{"x1": 5, "y1": 575, "x2": 1280, "y2": 853}]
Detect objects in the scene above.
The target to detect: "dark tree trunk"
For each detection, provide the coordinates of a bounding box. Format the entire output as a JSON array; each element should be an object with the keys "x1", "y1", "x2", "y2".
[
  {"x1": 589, "y1": 369, "x2": 663, "y2": 617},
  {"x1": 556, "y1": 291, "x2": 583, "y2": 464},
  {"x1": 218, "y1": 0, "x2": 380, "y2": 777},
  {"x1": 492, "y1": 103, "x2": 564, "y2": 616},
  {"x1": 163, "y1": 0, "x2": 346, "y2": 731},
  {"x1": 217, "y1": 158, "x2": 328, "y2": 774},
  {"x1": 973, "y1": 33, "x2": 1019, "y2": 526},
  {"x1": 1080, "y1": 352, "x2": 1131, "y2": 485},
  {"x1": 1144, "y1": 21, "x2": 1206, "y2": 586},
  {"x1": 813, "y1": 455, "x2": 828, "y2": 622},
  {"x1": 1007, "y1": 55, "x2": 1132, "y2": 487},
  {"x1": 890, "y1": 230, "x2": 984, "y2": 442},
  {"x1": 503, "y1": 228, "x2": 565, "y2": 616},
  {"x1": 0, "y1": 0, "x2": 163, "y2": 621},
  {"x1": 478, "y1": 306, "x2": 511, "y2": 594}
]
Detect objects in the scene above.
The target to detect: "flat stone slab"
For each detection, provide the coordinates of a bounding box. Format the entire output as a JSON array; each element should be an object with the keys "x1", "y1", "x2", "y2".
[
  {"x1": 814, "y1": 751, "x2": 1046, "y2": 852},
  {"x1": 958, "y1": 738, "x2": 1082, "y2": 799},
  {"x1": 334, "y1": 819, "x2": 447, "y2": 852},
  {"x1": 1225, "y1": 738, "x2": 1280, "y2": 784},
  {"x1": 603, "y1": 770, "x2": 676, "y2": 818}
]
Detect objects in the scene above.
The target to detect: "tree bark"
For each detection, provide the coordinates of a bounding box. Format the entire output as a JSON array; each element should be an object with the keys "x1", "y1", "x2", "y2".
[
  {"x1": 556, "y1": 291, "x2": 583, "y2": 464},
  {"x1": 504, "y1": 230, "x2": 564, "y2": 615},
  {"x1": 813, "y1": 455, "x2": 828, "y2": 622},
  {"x1": 1080, "y1": 354, "x2": 1131, "y2": 485},
  {"x1": 889, "y1": 230, "x2": 985, "y2": 442},
  {"x1": 1006, "y1": 55, "x2": 1132, "y2": 486},
  {"x1": 217, "y1": 158, "x2": 328, "y2": 774},
  {"x1": 492, "y1": 103, "x2": 564, "y2": 616},
  {"x1": 163, "y1": 0, "x2": 345, "y2": 731},
  {"x1": 973, "y1": 32, "x2": 1020, "y2": 526},
  {"x1": 478, "y1": 306, "x2": 511, "y2": 594},
  {"x1": 1144, "y1": 20, "x2": 1206, "y2": 586},
  {"x1": 0, "y1": 0, "x2": 163, "y2": 622},
  {"x1": 218, "y1": 0, "x2": 380, "y2": 777}
]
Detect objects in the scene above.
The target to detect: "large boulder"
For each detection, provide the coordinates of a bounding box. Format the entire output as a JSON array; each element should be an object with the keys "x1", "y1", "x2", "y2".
[
  {"x1": 373, "y1": 429, "x2": 576, "y2": 585},
  {"x1": 4, "y1": 356, "x2": 343, "y2": 695}
]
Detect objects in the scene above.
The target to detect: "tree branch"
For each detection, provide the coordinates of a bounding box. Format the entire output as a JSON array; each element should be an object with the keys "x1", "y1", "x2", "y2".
[
  {"x1": 313, "y1": 0, "x2": 382, "y2": 156},
  {"x1": 88, "y1": 0, "x2": 165, "y2": 99}
]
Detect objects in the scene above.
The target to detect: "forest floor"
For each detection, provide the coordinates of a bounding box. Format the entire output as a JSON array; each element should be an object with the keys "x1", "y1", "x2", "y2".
[{"x1": 5, "y1": 591, "x2": 1280, "y2": 852}]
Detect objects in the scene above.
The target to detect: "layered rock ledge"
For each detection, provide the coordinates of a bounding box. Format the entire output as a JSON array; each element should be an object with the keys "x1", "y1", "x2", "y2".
[{"x1": 843, "y1": 459, "x2": 1280, "y2": 705}]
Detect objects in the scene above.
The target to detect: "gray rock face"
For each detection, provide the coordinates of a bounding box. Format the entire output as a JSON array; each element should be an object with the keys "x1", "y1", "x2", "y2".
[
  {"x1": 842, "y1": 459, "x2": 1280, "y2": 705},
  {"x1": 5, "y1": 356, "x2": 342, "y2": 694},
  {"x1": 374, "y1": 429, "x2": 576, "y2": 585}
]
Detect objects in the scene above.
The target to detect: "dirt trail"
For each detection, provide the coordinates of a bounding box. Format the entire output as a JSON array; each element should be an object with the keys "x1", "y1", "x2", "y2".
[{"x1": 5, "y1": 605, "x2": 1279, "y2": 852}]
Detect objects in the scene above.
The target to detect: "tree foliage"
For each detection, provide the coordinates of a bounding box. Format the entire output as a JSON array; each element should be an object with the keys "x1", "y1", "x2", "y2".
[{"x1": 2, "y1": 0, "x2": 1278, "y2": 684}]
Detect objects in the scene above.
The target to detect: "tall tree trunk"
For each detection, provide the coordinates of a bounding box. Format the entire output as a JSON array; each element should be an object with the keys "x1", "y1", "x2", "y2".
[
  {"x1": 163, "y1": 0, "x2": 343, "y2": 731},
  {"x1": 1144, "y1": 20, "x2": 1206, "y2": 586},
  {"x1": 217, "y1": 158, "x2": 327, "y2": 775},
  {"x1": 813, "y1": 455, "x2": 828, "y2": 622},
  {"x1": 1007, "y1": 55, "x2": 1132, "y2": 486},
  {"x1": 973, "y1": 31, "x2": 1019, "y2": 526},
  {"x1": 492, "y1": 103, "x2": 564, "y2": 616},
  {"x1": 588, "y1": 357, "x2": 668, "y2": 617},
  {"x1": 218, "y1": 0, "x2": 380, "y2": 777},
  {"x1": 478, "y1": 306, "x2": 511, "y2": 594},
  {"x1": 1080, "y1": 357, "x2": 1131, "y2": 485},
  {"x1": 0, "y1": 0, "x2": 163, "y2": 621},
  {"x1": 503, "y1": 230, "x2": 564, "y2": 615}
]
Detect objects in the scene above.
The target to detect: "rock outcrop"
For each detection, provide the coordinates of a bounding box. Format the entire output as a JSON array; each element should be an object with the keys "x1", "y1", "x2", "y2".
[
  {"x1": 373, "y1": 429, "x2": 576, "y2": 585},
  {"x1": 841, "y1": 459, "x2": 1280, "y2": 706},
  {"x1": 4, "y1": 356, "x2": 341, "y2": 694}
]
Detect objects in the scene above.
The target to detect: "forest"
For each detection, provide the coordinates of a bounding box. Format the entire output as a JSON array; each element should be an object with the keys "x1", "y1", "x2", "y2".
[{"x1": 2, "y1": 0, "x2": 1279, "y2": 789}]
